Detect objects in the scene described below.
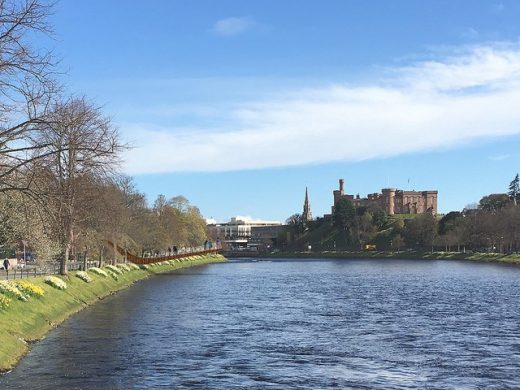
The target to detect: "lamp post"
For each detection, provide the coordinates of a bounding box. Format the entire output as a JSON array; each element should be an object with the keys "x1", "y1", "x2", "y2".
[{"x1": 22, "y1": 240, "x2": 27, "y2": 263}]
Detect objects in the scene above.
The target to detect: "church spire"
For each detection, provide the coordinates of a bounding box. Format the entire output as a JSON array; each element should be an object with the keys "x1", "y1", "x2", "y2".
[{"x1": 303, "y1": 187, "x2": 312, "y2": 222}]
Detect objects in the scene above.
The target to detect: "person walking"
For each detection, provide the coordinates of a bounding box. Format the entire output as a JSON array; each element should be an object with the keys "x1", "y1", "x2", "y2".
[{"x1": 3, "y1": 258, "x2": 10, "y2": 279}]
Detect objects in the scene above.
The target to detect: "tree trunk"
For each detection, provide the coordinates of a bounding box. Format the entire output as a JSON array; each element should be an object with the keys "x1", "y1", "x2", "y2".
[
  {"x1": 61, "y1": 242, "x2": 70, "y2": 275},
  {"x1": 98, "y1": 246, "x2": 104, "y2": 268},
  {"x1": 112, "y1": 236, "x2": 117, "y2": 265},
  {"x1": 83, "y1": 248, "x2": 88, "y2": 270}
]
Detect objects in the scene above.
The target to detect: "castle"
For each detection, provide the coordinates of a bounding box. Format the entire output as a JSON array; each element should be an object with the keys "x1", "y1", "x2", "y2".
[{"x1": 329, "y1": 179, "x2": 438, "y2": 216}]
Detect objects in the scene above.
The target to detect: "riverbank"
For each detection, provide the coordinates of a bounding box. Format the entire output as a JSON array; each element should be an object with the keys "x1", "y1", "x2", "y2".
[
  {"x1": 266, "y1": 250, "x2": 520, "y2": 264},
  {"x1": 0, "y1": 254, "x2": 226, "y2": 373}
]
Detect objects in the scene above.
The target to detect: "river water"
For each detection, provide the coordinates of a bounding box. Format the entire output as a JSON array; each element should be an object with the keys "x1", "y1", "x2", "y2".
[{"x1": 1, "y1": 258, "x2": 519, "y2": 389}]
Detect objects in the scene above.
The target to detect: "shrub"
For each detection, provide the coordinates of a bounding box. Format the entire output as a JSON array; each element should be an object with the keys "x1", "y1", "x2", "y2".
[
  {"x1": 139, "y1": 264, "x2": 150, "y2": 270},
  {"x1": 76, "y1": 271, "x2": 92, "y2": 283},
  {"x1": 16, "y1": 280, "x2": 45, "y2": 297},
  {"x1": 105, "y1": 265, "x2": 123, "y2": 275},
  {"x1": 106, "y1": 270, "x2": 119, "y2": 280},
  {"x1": 0, "y1": 295, "x2": 11, "y2": 310},
  {"x1": 89, "y1": 267, "x2": 108, "y2": 277},
  {"x1": 127, "y1": 263, "x2": 140, "y2": 270},
  {"x1": 44, "y1": 276, "x2": 67, "y2": 290},
  {"x1": 116, "y1": 264, "x2": 131, "y2": 272},
  {"x1": 0, "y1": 281, "x2": 28, "y2": 301}
]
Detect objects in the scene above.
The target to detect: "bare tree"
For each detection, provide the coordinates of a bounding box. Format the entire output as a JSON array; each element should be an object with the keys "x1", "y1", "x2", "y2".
[
  {"x1": 0, "y1": 190, "x2": 59, "y2": 263},
  {"x1": 35, "y1": 97, "x2": 124, "y2": 274},
  {"x1": 0, "y1": 0, "x2": 59, "y2": 192}
]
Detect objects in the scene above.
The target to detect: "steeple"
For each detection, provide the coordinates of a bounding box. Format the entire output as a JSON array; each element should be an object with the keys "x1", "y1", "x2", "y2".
[{"x1": 303, "y1": 187, "x2": 312, "y2": 222}]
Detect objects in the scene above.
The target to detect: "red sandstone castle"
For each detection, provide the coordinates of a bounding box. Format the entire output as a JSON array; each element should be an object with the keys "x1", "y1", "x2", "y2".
[{"x1": 329, "y1": 179, "x2": 438, "y2": 216}]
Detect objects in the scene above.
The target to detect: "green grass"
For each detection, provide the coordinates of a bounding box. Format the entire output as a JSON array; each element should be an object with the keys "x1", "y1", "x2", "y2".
[{"x1": 0, "y1": 254, "x2": 226, "y2": 373}]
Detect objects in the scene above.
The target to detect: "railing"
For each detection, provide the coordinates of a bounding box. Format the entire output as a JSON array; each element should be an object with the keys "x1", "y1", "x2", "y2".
[
  {"x1": 0, "y1": 248, "x2": 221, "y2": 280},
  {"x1": 129, "y1": 249, "x2": 221, "y2": 265},
  {"x1": 0, "y1": 261, "x2": 98, "y2": 280}
]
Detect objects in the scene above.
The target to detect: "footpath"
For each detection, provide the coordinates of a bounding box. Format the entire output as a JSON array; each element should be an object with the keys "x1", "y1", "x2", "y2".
[{"x1": 0, "y1": 253, "x2": 226, "y2": 373}]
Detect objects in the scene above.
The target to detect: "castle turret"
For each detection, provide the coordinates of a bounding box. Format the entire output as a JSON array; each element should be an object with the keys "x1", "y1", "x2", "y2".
[{"x1": 333, "y1": 178, "x2": 345, "y2": 207}]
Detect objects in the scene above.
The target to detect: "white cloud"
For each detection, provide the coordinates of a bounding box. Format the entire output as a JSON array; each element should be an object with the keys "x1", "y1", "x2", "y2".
[
  {"x1": 212, "y1": 17, "x2": 254, "y2": 36},
  {"x1": 122, "y1": 43, "x2": 520, "y2": 174}
]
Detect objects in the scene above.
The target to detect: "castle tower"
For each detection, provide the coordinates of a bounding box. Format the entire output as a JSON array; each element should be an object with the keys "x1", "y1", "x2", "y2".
[
  {"x1": 381, "y1": 188, "x2": 396, "y2": 215},
  {"x1": 303, "y1": 187, "x2": 312, "y2": 222},
  {"x1": 333, "y1": 178, "x2": 345, "y2": 207}
]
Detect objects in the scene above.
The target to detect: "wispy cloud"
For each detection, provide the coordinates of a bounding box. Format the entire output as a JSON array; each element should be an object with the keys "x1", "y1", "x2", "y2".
[
  {"x1": 459, "y1": 27, "x2": 479, "y2": 40},
  {"x1": 122, "y1": 43, "x2": 520, "y2": 174},
  {"x1": 488, "y1": 154, "x2": 510, "y2": 161},
  {"x1": 212, "y1": 17, "x2": 255, "y2": 37}
]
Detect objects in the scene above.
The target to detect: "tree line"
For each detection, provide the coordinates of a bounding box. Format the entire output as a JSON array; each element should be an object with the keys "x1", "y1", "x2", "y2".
[
  {"x1": 0, "y1": 1, "x2": 207, "y2": 273},
  {"x1": 285, "y1": 174, "x2": 520, "y2": 254}
]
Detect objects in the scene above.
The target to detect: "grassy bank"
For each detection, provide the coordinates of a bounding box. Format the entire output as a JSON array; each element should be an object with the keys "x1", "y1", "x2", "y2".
[
  {"x1": 267, "y1": 251, "x2": 520, "y2": 264},
  {"x1": 0, "y1": 254, "x2": 226, "y2": 373}
]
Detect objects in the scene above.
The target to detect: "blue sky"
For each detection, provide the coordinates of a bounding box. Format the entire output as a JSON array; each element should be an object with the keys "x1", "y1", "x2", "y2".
[{"x1": 46, "y1": 0, "x2": 520, "y2": 222}]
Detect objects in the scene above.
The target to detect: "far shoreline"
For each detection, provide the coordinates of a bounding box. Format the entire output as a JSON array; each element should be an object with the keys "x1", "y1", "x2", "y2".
[{"x1": 248, "y1": 250, "x2": 520, "y2": 265}]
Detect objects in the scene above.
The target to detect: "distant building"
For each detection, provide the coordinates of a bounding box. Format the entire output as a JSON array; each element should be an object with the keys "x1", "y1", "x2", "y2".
[
  {"x1": 328, "y1": 179, "x2": 438, "y2": 216},
  {"x1": 302, "y1": 187, "x2": 312, "y2": 222},
  {"x1": 207, "y1": 216, "x2": 284, "y2": 250}
]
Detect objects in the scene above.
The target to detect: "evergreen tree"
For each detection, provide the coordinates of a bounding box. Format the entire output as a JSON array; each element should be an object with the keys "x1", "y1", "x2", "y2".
[
  {"x1": 508, "y1": 174, "x2": 520, "y2": 205},
  {"x1": 334, "y1": 198, "x2": 356, "y2": 231}
]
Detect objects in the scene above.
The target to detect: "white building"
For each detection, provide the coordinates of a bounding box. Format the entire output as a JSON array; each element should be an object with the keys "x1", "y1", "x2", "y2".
[{"x1": 207, "y1": 216, "x2": 282, "y2": 249}]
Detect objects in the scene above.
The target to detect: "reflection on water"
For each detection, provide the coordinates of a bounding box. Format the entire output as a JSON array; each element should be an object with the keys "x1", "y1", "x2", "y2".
[{"x1": 1, "y1": 259, "x2": 519, "y2": 389}]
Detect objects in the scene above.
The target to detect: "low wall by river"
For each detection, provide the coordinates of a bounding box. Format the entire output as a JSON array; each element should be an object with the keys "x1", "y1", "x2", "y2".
[{"x1": 265, "y1": 250, "x2": 520, "y2": 264}]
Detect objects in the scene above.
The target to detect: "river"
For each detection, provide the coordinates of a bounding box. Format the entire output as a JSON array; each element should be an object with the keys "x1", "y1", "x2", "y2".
[{"x1": 1, "y1": 258, "x2": 519, "y2": 389}]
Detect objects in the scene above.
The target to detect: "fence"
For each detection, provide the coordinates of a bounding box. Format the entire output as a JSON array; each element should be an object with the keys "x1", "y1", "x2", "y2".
[
  {"x1": 129, "y1": 248, "x2": 220, "y2": 265},
  {"x1": 0, "y1": 247, "x2": 221, "y2": 280},
  {"x1": 0, "y1": 261, "x2": 98, "y2": 281}
]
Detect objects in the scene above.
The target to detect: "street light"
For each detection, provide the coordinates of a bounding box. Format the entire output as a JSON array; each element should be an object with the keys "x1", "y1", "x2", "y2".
[{"x1": 22, "y1": 240, "x2": 27, "y2": 263}]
